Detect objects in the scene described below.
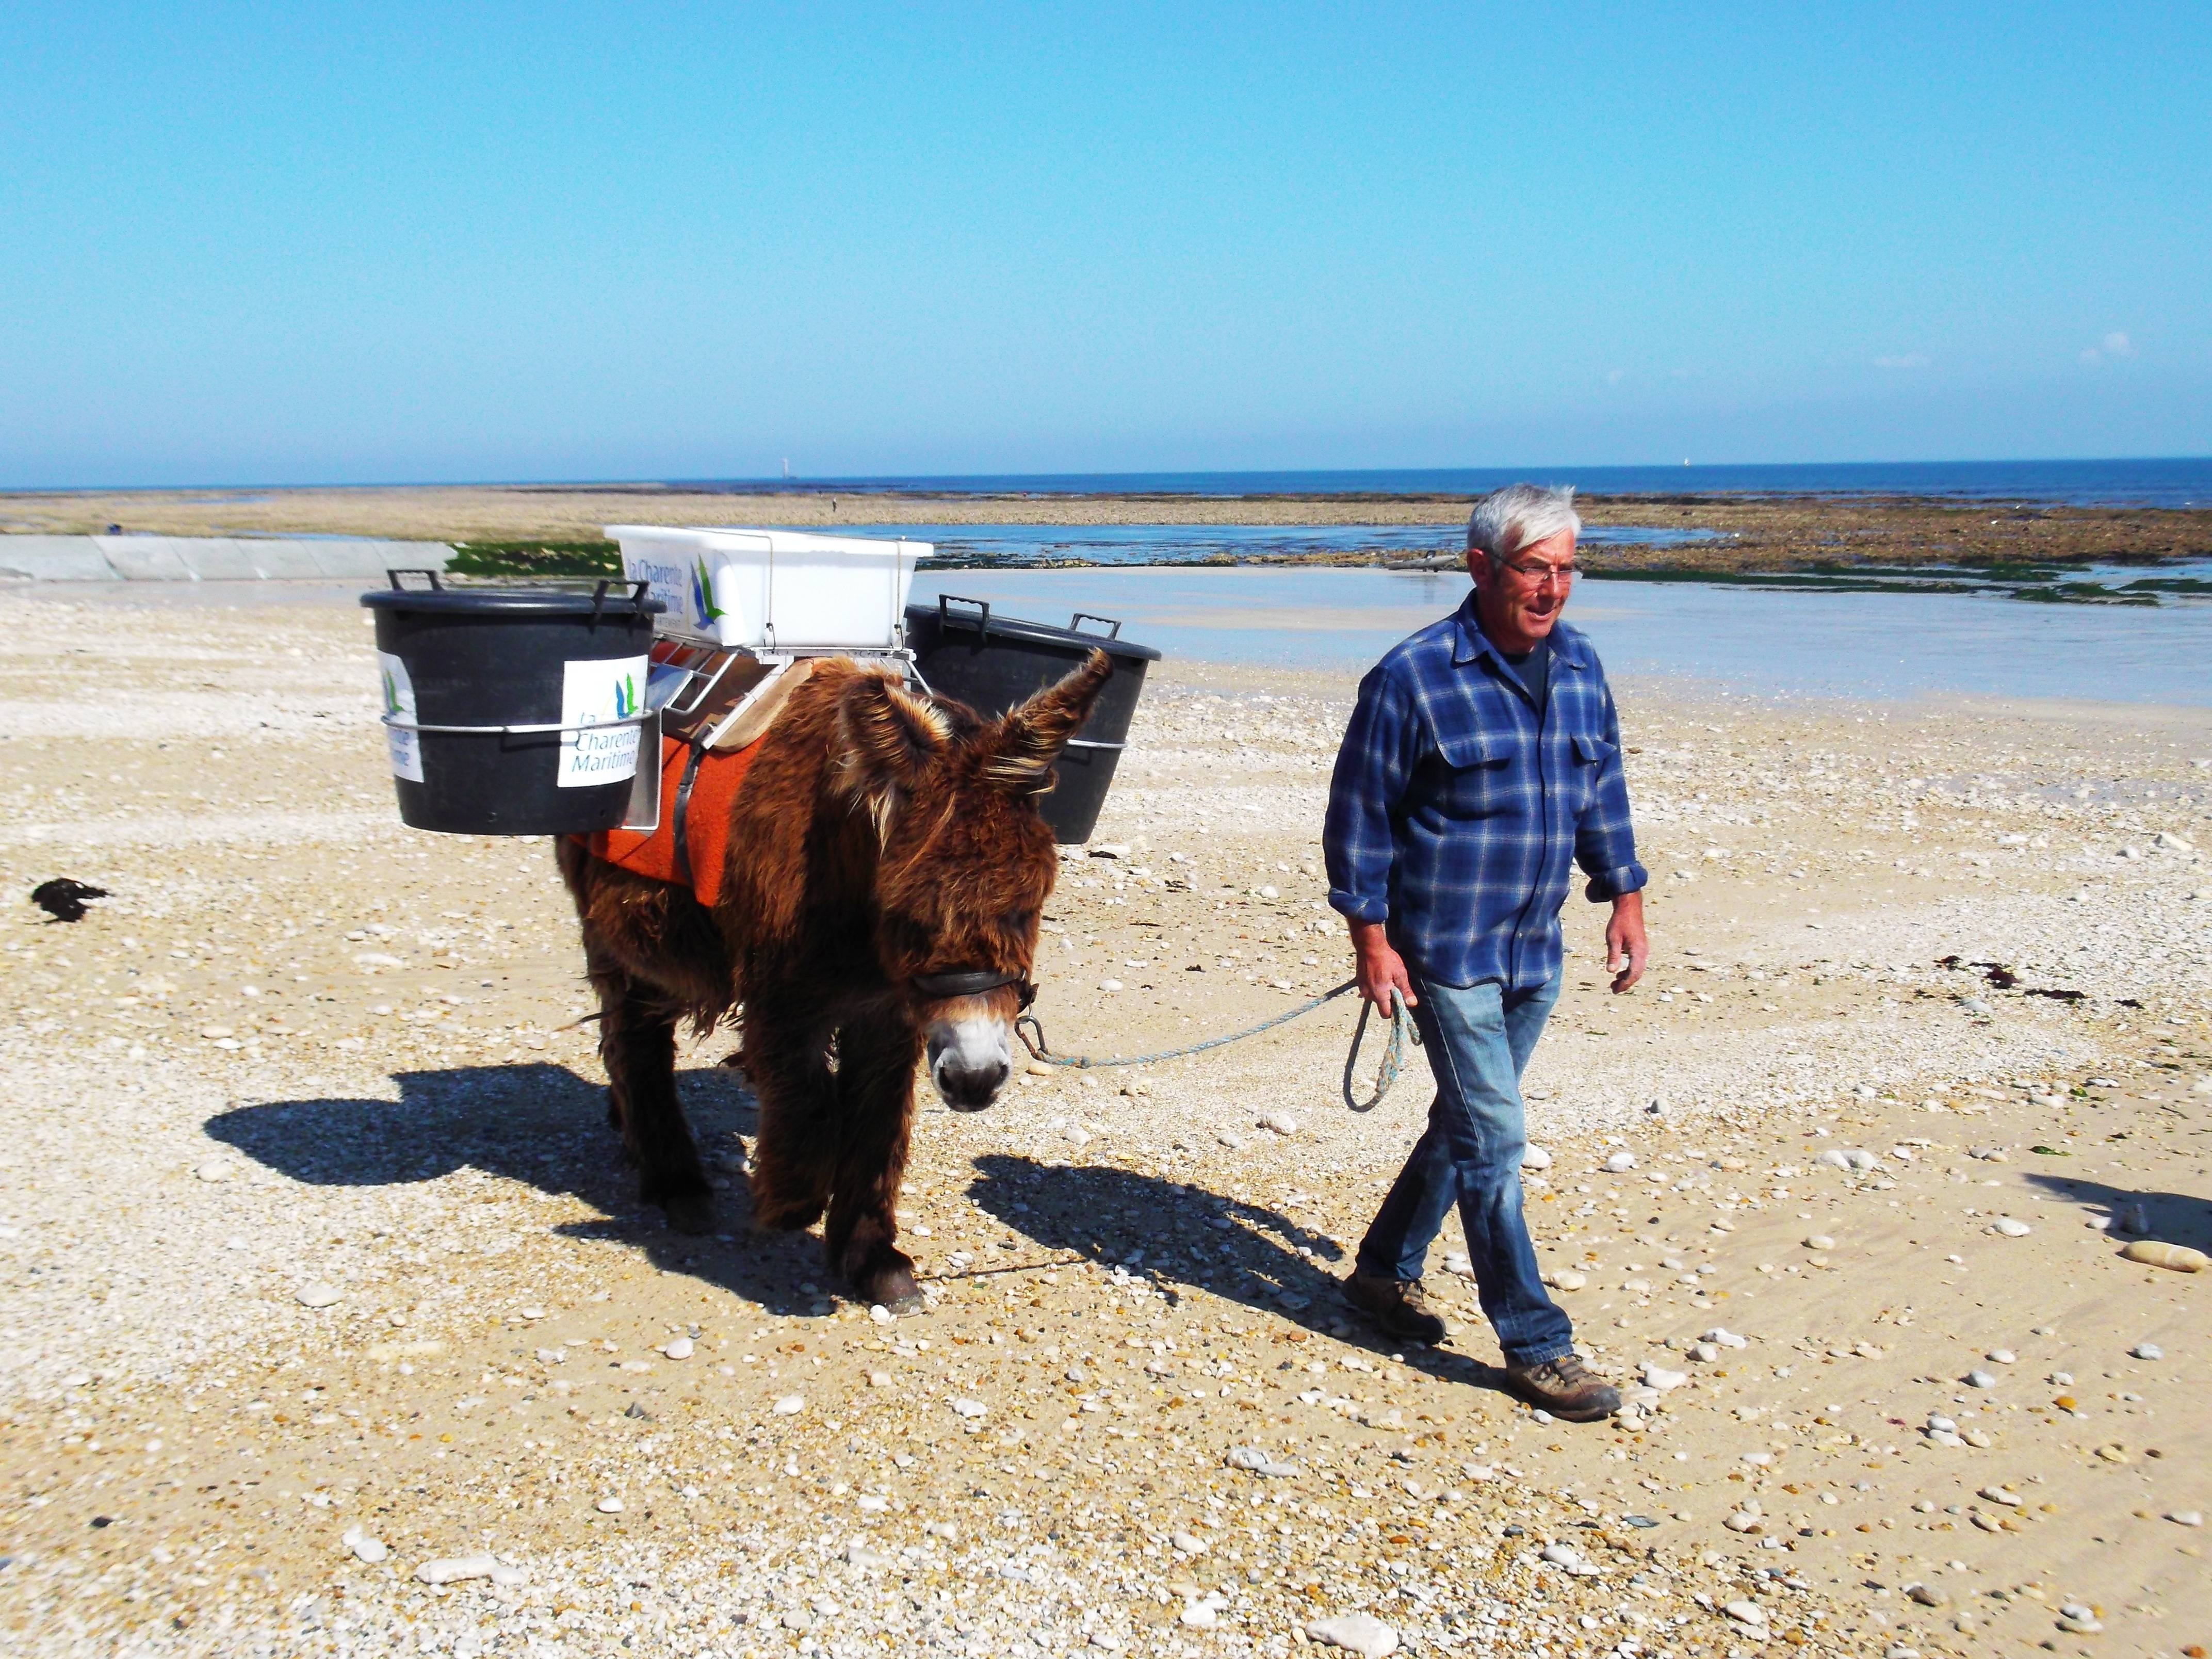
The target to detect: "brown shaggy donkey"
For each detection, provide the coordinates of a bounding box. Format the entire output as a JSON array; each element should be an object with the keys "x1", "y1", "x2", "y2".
[{"x1": 556, "y1": 650, "x2": 1111, "y2": 1312}]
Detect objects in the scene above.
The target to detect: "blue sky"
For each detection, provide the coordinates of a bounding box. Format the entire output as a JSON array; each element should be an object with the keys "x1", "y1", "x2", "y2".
[{"x1": 3, "y1": 4, "x2": 2206, "y2": 485}]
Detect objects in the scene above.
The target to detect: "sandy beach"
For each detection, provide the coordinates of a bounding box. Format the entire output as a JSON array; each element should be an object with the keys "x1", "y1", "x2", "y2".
[{"x1": 0, "y1": 585, "x2": 2206, "y2": 1659}]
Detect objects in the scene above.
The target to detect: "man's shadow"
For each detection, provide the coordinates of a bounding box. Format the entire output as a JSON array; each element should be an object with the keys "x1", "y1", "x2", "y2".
[
  {"x1": 965, "y1": 1154, "x2": 1521, "y2": 1409},
  {"x1": 2023, "y1": 1166, "x2": 2212, "y2": 1254},
  {"x1": 201, "y1": 1062, "x2": 831, "y2": 1316}
]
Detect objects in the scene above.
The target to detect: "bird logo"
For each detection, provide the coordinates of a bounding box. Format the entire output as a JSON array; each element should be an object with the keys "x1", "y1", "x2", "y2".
[{"x1": 691, "y1": 558, "x2": 726, "y2": 625}]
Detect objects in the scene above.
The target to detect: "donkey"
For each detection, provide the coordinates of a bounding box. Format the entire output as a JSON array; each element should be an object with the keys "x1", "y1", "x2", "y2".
[{"x1": 555, "y1": 650, "x2": 1111, "y2": 1311}]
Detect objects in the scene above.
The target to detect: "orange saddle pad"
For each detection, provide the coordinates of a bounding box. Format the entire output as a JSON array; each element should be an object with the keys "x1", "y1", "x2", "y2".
[{"x1": 577, "y1": 734, "x2": 762, "y2": 908}]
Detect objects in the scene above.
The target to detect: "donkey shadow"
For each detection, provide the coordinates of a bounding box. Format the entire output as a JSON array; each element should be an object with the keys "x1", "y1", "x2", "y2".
[
  {"x1": 200, "y1": 1061, "x2": 834, "y2": 1317},
  {"x1": 205, "y1": 1074, "x2": 1528, "y2": 1406},
  {"x1": 2023, "y1": 1167, "x2": 2212, "y2": 1254},
  {"x1": 964, "y1": 1154, "x2": 1523, "y2": 1408}
]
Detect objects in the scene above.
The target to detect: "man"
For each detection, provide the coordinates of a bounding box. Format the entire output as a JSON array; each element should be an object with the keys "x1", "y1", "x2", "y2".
[{"x1": 1323, "y1": 482, "x2": 1648, "y2": 1422}]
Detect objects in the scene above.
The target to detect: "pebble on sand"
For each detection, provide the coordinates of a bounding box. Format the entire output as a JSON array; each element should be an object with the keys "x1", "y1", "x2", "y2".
[
  {"x1": 1522, "y1": 1145, "x2": 1553, "y2": 1170},
  {"x1": 661, "y1": 1336, "x2": 693, "y2": 1360},
  {"x1": 1640, "y1": 1364, "x2": 1688, "y2": 1391},
  {"x1": 1605, "y1": 1151, "x2": 1637, "y2": 1173},
  {"x1": 2058, "y1": 1602, "x2": 2104, "y2": 1634},
  {"x1": 596, "y1": 1497, "x2": 624, "y2": 1512},
  {"x1": 415, "y1": 1554, "x2": 525, "y2": 1586},
  {"x1": 2131, "y1": 1342, "x2": 2165, "y2": 1360},
  {"x1": 1224, "y1": 1444, "x2": 1297, "y2": 1477},
  {"x1": 1993, "y1": 1217, "x2": 2032, "y2": 1237},
  {"x1": 950, "y1": 1397, "x2": 988, "y2": 1419},
  {"x1": 1306, "y1": 1612, "x2": 1400, "y2": 1657},
  {"x1": 1724, "y1": 1599, "x2": 1767, "y2": 1624},
  {"x1": 1542, "y1": 1269, "x2": 1587, "y2": 1292},
  {"x1": 193, "y1": 1160, "x2": 233, "y2": 1182},
  {"x1": 2121, "y1": 1240, "x2": 2208, "y2": 1272},
  {"x1": 295, "y1": 1282, "x2": 342, "y2": 1309},
  {"x1": 1802, "y1": 1235, "x2": 1835, "y2": 1251},
  {"x1": 341, "y1": 1525, "x2": 388, "y2": 1564},
  {"x1": 773, "y1": 1395, "x2": 805, "y2": 1416}
]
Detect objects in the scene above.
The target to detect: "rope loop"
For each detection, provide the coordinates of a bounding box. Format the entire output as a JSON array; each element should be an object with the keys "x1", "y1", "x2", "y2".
[{"x1": 1341, "y1": 987, "x2": 1417, "y2": 1113}]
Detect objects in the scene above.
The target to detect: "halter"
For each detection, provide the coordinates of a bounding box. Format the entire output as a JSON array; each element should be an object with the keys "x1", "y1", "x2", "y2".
[{"x1": 910, "y1": 968, "x2": 1036, "y2": 1009}]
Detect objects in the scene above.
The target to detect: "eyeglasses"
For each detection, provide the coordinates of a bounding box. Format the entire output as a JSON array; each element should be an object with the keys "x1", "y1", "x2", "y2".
[{"x1": 1500, "y1": 559, "x2": 1581, "y2": 587}]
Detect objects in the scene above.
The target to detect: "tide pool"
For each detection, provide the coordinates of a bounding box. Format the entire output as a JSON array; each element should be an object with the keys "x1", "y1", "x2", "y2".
[{"x1": 911, "y1": 566, "x2": 2212, "y2": 706}]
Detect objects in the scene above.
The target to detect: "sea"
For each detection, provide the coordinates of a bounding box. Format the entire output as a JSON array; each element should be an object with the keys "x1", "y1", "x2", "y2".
[{"x1": 695, "y1": 456, "x2": 2212, "y2": 509}]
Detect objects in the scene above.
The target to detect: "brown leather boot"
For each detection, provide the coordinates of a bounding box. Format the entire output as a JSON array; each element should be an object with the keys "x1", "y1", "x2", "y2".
[
  {"x1": 1343, "y1": 1271, "x2": 1446, "y2": 1345},
  {"x1": 1504, "y1": 1352, "x2": 1621, "y2": 1422}
]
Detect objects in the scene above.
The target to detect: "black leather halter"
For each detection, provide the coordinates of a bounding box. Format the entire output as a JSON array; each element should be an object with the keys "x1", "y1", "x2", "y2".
[{"x1": 910, "y1": 968, "x2": 1036, "y2": 1009}]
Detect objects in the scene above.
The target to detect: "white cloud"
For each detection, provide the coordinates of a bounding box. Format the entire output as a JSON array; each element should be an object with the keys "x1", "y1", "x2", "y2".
[
  {"x1": 2081, "y1": 330, "x2": 2136, "y2": 365},
  {"x1": 1874, "y1": 353, "x2": 1929, "y2": 370}
]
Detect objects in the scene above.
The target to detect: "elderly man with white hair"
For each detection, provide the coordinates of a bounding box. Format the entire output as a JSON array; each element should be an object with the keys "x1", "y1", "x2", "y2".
[{"x1": 1323, "y1": 482, "x2": 1648, "y2": 1421}]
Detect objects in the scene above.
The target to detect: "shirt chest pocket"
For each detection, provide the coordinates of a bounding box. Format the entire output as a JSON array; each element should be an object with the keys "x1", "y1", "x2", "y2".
[
  {"x1": 1567, "y1": 730, "x2": 1615, "y2": 807},
  {"x1": 1428, "y1": 730, "x2": 1514, "y2": 816}
]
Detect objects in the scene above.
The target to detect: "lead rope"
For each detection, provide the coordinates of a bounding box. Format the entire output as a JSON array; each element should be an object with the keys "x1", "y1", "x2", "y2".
[
  {"x1": 1340, "y1": 987, "x2": 1412, "y2": 1114},
  {"x1": 1012, "y1": 980, "x2": 1418, "y2": 1113}
]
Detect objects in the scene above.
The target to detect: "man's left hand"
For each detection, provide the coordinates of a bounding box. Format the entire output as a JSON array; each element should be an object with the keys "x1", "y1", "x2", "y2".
[{"x1": 1607, "y1": 889, "x2": 1648, "y2": 993}]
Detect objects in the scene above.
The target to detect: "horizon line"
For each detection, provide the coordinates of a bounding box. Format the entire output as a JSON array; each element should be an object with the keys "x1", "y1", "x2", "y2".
[{"x1": 7, "y1": 453, "x2": 2211, "y2": 498}]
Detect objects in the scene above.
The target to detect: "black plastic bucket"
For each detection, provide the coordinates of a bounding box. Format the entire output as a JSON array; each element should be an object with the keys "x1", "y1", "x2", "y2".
[
  {"x1": 361, "y1": 572, "x2": 662, "y2": 835},
  {"x1": 906, "y1": 595, "x2": 1161, "y2": 843}
]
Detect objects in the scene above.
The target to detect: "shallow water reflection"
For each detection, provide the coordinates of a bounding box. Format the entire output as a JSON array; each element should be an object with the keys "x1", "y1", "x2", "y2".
[{"x1": 912, "y1": 567, "x2": 2212, "y2": 706}]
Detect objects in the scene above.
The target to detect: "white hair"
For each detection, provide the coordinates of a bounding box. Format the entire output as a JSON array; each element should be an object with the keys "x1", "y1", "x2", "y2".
[{"x1": 1466, "y1": 482, "x2": 1581, "y2": 564}]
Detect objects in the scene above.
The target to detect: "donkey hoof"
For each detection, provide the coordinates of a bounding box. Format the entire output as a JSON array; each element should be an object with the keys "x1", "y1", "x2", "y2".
[
  {"x1": 860, "y1": 1263, "x2": 922, "y2": 1315},
  {"x1": 661, "y1": 1192, "x2": 717, "y2": 1235}
]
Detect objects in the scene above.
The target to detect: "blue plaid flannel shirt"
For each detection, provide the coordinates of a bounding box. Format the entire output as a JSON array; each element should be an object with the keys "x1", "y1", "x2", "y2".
[{"x1": 1324, "y1": 597, "x2": 1647, "y2": 991}]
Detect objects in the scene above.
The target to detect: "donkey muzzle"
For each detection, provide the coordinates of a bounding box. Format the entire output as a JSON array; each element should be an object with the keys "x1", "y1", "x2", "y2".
[{"x1": 924, "y1": 1006, "x2": 1013, "y2": 1111}]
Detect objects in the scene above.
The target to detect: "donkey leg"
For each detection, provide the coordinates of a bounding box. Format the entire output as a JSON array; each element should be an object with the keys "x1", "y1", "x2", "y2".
[
  {"x1": 742, "y1": 997, "x2": 840, "y2": 1233},
  {"x1": 596, "y1": 972, "x2": 717, "y2": 1234},
  {"x1": 558, "y1": 838, "x2": 731, "y2": 1235},
  {"x1": 822, "y1": 1010, "x2": 927, "y2": 1312}
]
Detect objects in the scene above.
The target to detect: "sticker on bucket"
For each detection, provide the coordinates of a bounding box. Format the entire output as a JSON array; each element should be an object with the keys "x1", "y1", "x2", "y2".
[
  {"x1": 559, "y1": 656, "x2": 649, "y2": 788},
  {"x1": 378, "y1": 653, "x2": 425, "y2": 783}
]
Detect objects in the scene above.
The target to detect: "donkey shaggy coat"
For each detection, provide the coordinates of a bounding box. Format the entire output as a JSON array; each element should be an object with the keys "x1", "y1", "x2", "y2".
[{"x1": 556, "y1": 650, "x2": 1111, "y2": 1311}]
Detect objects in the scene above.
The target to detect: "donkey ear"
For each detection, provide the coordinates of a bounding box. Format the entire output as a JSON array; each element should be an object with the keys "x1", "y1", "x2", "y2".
[
  {"x1": 983, "y1": 649, "x2": 1114, "y2": 794},
  {"x1": 835, "y1": 671, "x2": 951, "y2": 832}
]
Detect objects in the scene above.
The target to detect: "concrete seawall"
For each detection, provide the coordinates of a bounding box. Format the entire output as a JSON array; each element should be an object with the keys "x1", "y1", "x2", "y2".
[{"x1": 0, "y1": 535, "x2": 453, "y2": 582}]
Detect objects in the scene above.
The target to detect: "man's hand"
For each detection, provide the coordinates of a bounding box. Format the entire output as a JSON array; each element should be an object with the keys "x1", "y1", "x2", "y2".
[
  {"x1": 1349, "y1": 919, "x2": 1418, "y2": 1013},
  {"x1": 1607, "y1": 889, "x2": 1649, "y2": 993}
]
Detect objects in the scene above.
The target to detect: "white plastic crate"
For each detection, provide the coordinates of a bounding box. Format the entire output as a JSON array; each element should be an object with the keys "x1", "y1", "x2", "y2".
[{"x1": 609, "y1": 524, "x2": 929, "y2": 650}]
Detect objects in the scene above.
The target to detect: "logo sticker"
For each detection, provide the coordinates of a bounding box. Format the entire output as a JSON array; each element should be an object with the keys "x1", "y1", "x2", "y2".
[
  {"x1": 558, "y1": 655, "x2": 649, "y2": 788},
  {"x1": 691, "y1": 556, "x2": 727, "y2": 626},
  {"x1": 377, "y1": 652, "x2": 424, "y2": 783}
]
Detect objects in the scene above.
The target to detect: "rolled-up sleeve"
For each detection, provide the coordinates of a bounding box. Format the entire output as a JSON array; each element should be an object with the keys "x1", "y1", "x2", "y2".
[
  {"x1": 1325, "y1": 664, "x2": 1423, "y2": 924},
  {"x1": 1576, "y1": 681, "x2": 1649, "y2": 902}
]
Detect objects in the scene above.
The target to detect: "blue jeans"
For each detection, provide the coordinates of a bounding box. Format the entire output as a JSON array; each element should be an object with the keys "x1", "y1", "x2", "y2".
[{"x1": 1355, "y1": 971, "x2": 1573, "y2": 1369}]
